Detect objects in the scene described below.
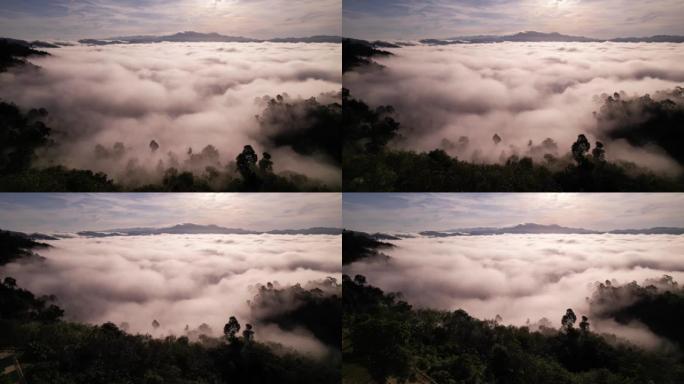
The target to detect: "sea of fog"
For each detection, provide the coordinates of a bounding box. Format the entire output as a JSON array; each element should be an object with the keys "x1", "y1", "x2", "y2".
[
  {"x1": 344, "y1": 234, "x2": 684, "y2": 348},
  {"x1": 0, "y1": 42, "x2": 341, "y2": 185},
  {"x1": 1, "y1": 234, "x2": 341, "y2": 353},
  {"x1": 344, "y1": 42, "x2": 684, "y2": 174}
]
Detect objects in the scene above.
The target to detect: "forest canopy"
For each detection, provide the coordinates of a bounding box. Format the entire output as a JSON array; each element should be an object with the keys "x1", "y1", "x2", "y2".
[
  {"x1": 342, "y1": 88, "x2": 684, "y2": 191},
  {"x1": 343, "y1": 274, "x2": 684, "y2": 384}
]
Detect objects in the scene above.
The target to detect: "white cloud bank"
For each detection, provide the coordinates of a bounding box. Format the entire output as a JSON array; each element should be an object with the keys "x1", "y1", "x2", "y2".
[
  {"x1": 344, "y1": 234, "x2": 684, "y2": 347},
  {"x1": 344, "y1": 42, "x2": 684, "y2": 174},
  {"x1": 0, "y1": 42, "x2": 341, "y2": 185},
  {"x1": 1, "y1": 234, "x2": 341, "y2": 353}
]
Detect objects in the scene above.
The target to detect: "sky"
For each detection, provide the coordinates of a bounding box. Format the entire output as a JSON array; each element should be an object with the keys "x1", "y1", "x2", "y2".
[
  {"x1": 0, "y1": 0, "x2": 341, "y2": 40},
  {"x1": 343, "y1": 0, "x2": 684, "y2": 40},
  {"x1": 343, "y1": 193, "x2": 684, "y2": 233},
  {"x1": 0, "y1": 193, "x2": 341, "y2": 233}
]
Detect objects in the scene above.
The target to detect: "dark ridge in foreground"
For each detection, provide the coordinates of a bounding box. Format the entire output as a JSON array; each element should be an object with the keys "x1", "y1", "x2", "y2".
[
  {"x1": 0, "y1": 229, "x2": 50, "y2": 265},
  {"x1": 342, "y1": 230, "x2": 394, "y2": 265},
  {"x1": 343, "y1": 275, "x2": 684, "y2": 384},
  {"x1": 342, "y1": 88, "x2": 684, "y2": 192},
  {"x1": 1, "y1": 92, "x2": 342, "y2": 192},
  {"x1": 0, "y1": 38, "x2": 50, "y2": 71},
  {"x1": 342, "y1": 38, "x2": 393, "y2": 73},
  {"x1": 0, "y1": 278, "x2": 340, "y2": 383}
]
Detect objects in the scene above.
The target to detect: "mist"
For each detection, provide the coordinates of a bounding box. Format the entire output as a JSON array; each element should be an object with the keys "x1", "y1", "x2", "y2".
[
  {"x1": 343, "y1": 42, "x2": 684, "y2": 175},
  {"x1": 0, "y1": 42, "x2": 341, "y2": 186},
  {"x1": 0, "y1": 233, "x2": 341, "y2": 354},
  {"x1": 344, "y1": 233, "x2": 684, "y2": 347}
]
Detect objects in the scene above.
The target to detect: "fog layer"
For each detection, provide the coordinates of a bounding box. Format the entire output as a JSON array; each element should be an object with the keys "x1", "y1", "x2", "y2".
[
  {"x1": 344, "y1": 234, "x2": 684, "y2": 347},
  {"x1": 0, "y1": 234, "x2": 341, "y2": 352},
  {"x1": 343, "y1": 43, "x2": 684, "y2": 174},
  {"x1": 0, "y1": 42, "x2": 341, "y2": 185}
]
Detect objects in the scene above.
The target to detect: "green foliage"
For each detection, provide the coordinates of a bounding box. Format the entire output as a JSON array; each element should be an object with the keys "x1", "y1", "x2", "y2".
[
  {"x1": 343, "y1": 275, "x2": 684, "y2": 384},
  {"x1": 0, "y1": 279, "x2": 340, "y2": 384}
]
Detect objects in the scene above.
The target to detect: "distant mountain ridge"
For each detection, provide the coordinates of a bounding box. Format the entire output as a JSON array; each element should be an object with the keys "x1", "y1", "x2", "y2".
[
  {"x1": 409, "y1": 31, "x2": 684, "y2": 45},
  {"x1": 417, "y1": 223, "x2": 684, "y2": 237},
  {"x1": 78, "y1": 31, "x2": 341, "y2": 45},
  {"x1": 444, "y1": 31, "x2": 601, "y2": 43},
  {"x1": 76, "y1": 223, "x2": 342, "y2": 237}
]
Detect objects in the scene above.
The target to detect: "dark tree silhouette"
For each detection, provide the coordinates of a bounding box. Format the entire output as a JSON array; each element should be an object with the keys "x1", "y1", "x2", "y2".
[
  {"x1": 592, "y1": 141, "x2": 605, "y2": 162},
  {"x1": 258, "y1": 152, "x2": 273, "y2": 173},
  {"x1": 561, "y1": 308, "x2": 577, "y2": 330},
  {"x1": 0, "y1": 102, "x2": 51, "y2": 173},
  {"x1": 223, "y1": 316, "x2": 241, "y2": 340},
  {"x1": 236, "y1": 145, "x2": 258, "y2": 180},
  {"x1": 149, "y1": 140, "x2": 159, "y2": 152},
  {"x1": 243, "y1": 323, "x2": 254, "y2": 342},
  {"x1": 579, "y1": 315, "x2": 590, "y2": 332},
  {"x1": 571, "y1": 134, "x2": 591, "y2": 165}
]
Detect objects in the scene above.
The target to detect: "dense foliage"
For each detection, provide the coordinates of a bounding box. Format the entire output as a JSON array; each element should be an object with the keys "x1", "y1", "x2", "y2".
[
  {"x1": 596, "y1": 88, "x2": 684, "y2": 164},
  {"x1": 0, "y1": 229, "x2": 48, "y2": 265},
  {"x1": 342, "y1": 275, "x2": 684, "y2": 384},
  {"x1": 249, "y1": 279, "x2": 342, "y2": 348},
  {"x1": 342, "y1": 230, "x2": 393, "y2": 265},
  {"x1": 0, "y1": 102, "x2": 337, "y2": 192},
  {"x1": 0, "y1": 231, "x2": 340, "y2": 383},
  {"x1": 257, "y1": 93, "x2": 342, "y2": 165},
  {"x1": 342, "y1": 89, "x2": 684, "y2": 191},
  {"x1": 342, "y1": 39, "x2": 392, "y2": 73},
  {"x1": 0, "y1": 276, "x2": 340, "y2": 383},
  {"x1": 0, "y1": 38, "x2": 48, "y2": 71},
  {"x1": 589, "y1": 276, "x2": 684, "y2": 348}
]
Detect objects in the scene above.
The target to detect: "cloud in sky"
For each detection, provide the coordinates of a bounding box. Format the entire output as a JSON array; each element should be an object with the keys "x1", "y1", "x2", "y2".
[
  {"x1": 2, "y1": 233, "x2": 341, "y2": 353},
  {"x1": 0, "y1": 43, "x2": 341, "y2": 186},
  {"x1": 0, "y1": 0, "x2": 341, "y2": 40},
  {"x1": 343, "y1": 193, "x2": 684, "y2": 233},
  {"x1": 0, "y1": 193, "x2": 341, "y2": 233},
  {"x1": 344, "y1": 43, "x2": 684, "y2": 174},
  {"x1": 343, "y1": 0, "x2": 684, "y2": 40}
]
